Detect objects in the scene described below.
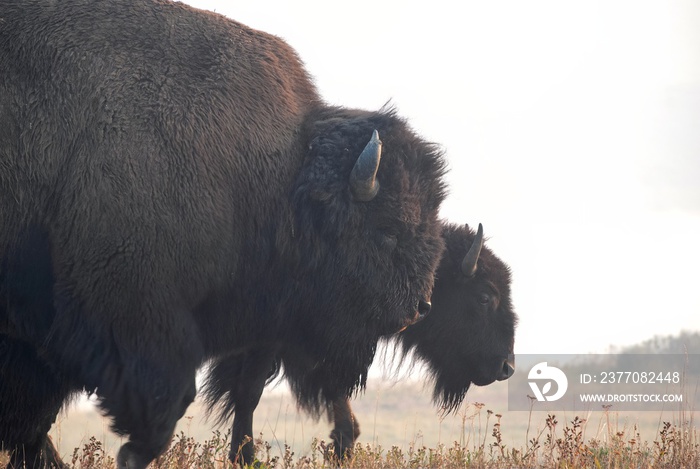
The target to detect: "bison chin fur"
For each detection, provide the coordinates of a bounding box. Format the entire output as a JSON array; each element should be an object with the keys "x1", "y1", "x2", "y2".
[{"x1": 281, "y1": 341, "x2": 378, "y2": 419}]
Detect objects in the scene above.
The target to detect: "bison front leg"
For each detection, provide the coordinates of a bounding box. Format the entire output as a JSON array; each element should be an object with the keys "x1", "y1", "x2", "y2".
[
  {"x1": 228, "y1": 351, "x2": 277, "y2": 467},
  {"x1": 231, "y1": 396, "x2": 262, "y2": 467},
  {"x1": 0, "y1": 336, "x2": 73, "y2": 469},
  {"x1": 329, "y1": 398, "x2": 360, "y2": 461}
]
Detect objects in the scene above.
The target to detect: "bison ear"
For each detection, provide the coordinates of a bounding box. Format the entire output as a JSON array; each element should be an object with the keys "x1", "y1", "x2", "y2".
[
  {"x1": 461, "y1": 223, "x2": 484, "y2": 278},
  {"x1": 350, "y1": 130, "x2": 382, "y2": 202}
]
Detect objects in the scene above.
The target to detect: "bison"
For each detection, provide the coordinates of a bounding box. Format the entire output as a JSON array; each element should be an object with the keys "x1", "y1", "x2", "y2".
[
  {"x1": 204, "y1": 222, "x2": 517, "y2": 464},
  {"x1": 0, "y1": 1, "x2": 448, "y2": 468}
]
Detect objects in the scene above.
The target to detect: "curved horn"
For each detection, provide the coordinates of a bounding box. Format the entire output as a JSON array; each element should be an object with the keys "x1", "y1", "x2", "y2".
[
  {"x1": 350, "y1": 130, "x2": 382, "y2": 202},
  {"x1": 461, "y1": 223, "x2": 484, "y2": 278}
]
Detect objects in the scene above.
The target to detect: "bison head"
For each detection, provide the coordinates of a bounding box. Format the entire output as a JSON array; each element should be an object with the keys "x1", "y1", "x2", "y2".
[
  {"x1": 398, "y1": 222, "x2": 517, "y2": 412},
  {"x1": 281, "y1": 107, "x2": 447, "y2": 403}
]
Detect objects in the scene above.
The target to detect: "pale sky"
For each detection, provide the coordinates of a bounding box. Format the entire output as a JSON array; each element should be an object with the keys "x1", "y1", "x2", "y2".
[{"x1": 180, "y1": 0, "x2": 700, "y2": 355}]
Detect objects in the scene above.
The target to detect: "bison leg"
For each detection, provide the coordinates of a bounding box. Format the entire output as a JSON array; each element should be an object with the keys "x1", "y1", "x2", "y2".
[
  {"x1": 227, "y1": 350, "x2": 277, "y2": 467},
  {"x1": 0, "y1": 335, "x2": 73, "y2": 469},
  {"x1": 329, "y1": 398, "x2": 360, "y2": 461}
]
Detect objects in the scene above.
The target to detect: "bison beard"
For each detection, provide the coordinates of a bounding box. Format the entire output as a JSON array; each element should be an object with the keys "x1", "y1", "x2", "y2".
[
  {"x1": 204, "y1": 223, "x2": 518, "y2": 464},
  {"x1": 0, "y1": 1, "x2": 447, "y2": 468}
]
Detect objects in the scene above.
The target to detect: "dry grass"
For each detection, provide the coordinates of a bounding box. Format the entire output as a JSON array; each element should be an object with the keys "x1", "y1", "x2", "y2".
[
  {"x1": 5, "y1": 343, "x2": 700, "y2": 469},
  {"x1": 4, "y1": 406, "x2": 698, "y2": 469}
]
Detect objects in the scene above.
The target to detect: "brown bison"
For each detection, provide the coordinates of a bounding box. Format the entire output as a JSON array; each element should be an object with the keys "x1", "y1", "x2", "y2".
[
  {"x1": 204, "y1": 222, "x2": 517, "y2": 464},
  {"x1": 0, "y1": 1, "x2": 447, "y2": 468}
]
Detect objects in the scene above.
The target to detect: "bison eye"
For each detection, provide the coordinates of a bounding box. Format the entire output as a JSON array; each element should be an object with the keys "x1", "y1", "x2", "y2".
[{"x1": 478, "y1": 292, "x2": 490, "y2": 306}]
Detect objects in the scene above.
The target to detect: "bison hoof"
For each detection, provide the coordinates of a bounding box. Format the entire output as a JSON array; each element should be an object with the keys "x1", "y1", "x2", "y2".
[{"x1": 328, "y1": 429, "x2": 356, "y2": 461}]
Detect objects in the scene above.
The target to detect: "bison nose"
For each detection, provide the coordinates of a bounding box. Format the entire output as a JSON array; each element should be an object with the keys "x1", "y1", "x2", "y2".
[
  {"x1": 417, "y1": 300, "x2": 431, "y2": 319},
  {"x1": 498, "y1": 359, "x2": 515, "y2": 381}
]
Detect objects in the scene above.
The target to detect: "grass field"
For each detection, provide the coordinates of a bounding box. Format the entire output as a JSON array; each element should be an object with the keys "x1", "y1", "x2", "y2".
[{"x1": 3, "y1": 375, "x2": 698, "y2": 468}]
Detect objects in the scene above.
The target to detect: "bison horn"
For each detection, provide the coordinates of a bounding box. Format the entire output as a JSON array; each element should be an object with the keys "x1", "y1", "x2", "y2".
[
  {"x1": 461, "y1": 223, "x2": 484, "y2": 278},
  {"x1": 350, "y1": 130, "x2": 382, "y2": 201}
]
